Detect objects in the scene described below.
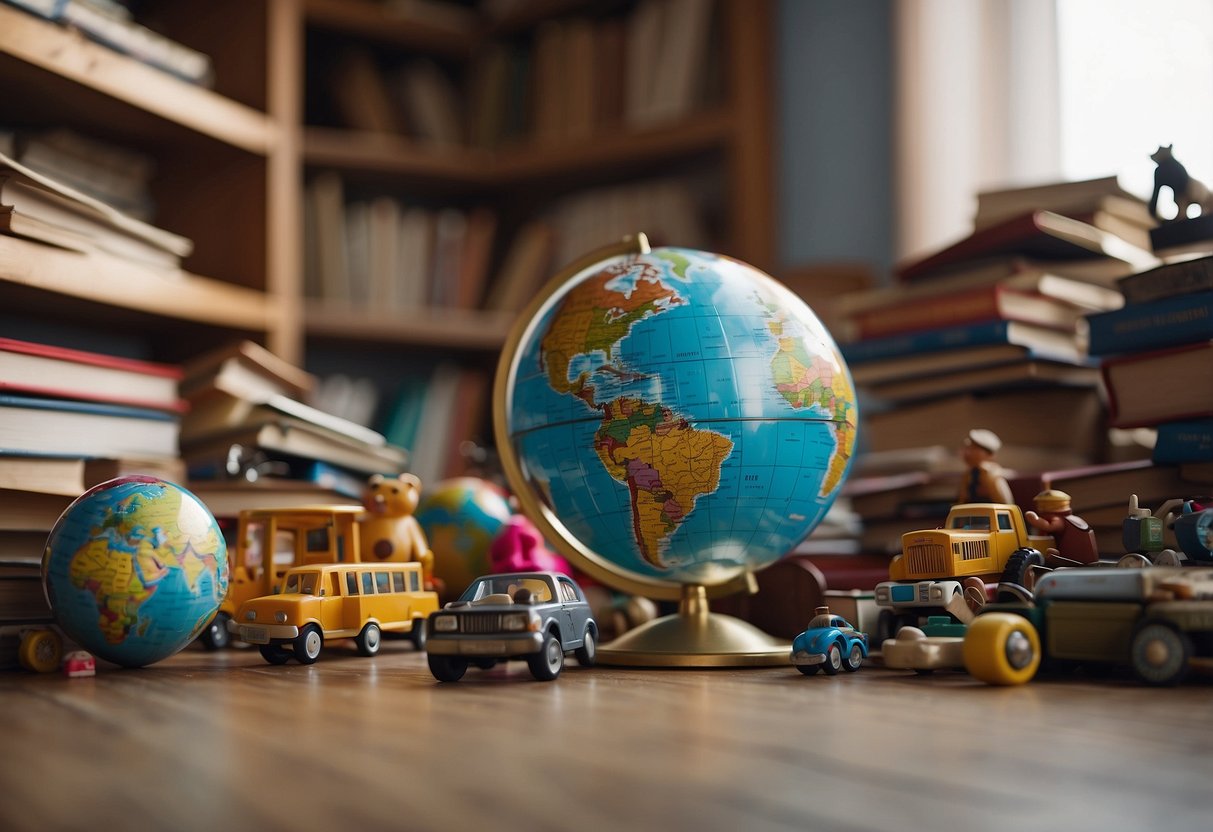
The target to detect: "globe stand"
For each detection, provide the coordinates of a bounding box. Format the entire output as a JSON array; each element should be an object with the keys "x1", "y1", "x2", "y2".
[{"x1": 597, "y1": 584, "x2": 791, "y2": 667}]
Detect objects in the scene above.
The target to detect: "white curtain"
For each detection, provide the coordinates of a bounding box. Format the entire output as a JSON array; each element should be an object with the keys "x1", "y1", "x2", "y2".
[{"x1": 894, "y1": 0, "x2": 1062, "y2": 262}]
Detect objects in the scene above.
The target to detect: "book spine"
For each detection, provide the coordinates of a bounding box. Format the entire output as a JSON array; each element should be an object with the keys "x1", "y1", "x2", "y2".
[
  {"x1": 1151, "y1": 419, "x2": 1213, "y2": 464},
  {"x1": 849, "y1": 286, "x2": 1022, "y2": 339},
  {"x1": 1086, "y1": 291, "x2": 1213, "y2": 357},
  {"x1": 840, "y1": 320, "x2": 1015, "y2": 364},
  {"x1": 1118, "y1": 260, "x2": 1213, "y2": 305}
]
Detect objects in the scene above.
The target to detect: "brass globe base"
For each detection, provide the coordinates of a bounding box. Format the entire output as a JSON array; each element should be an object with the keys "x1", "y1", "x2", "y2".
[{"x1": 596, "y1": 584, "x2": 791, "y2": 667}]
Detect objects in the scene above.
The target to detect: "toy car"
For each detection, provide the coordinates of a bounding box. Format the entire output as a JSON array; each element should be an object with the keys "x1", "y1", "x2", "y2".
[
  {"x1": 426, "y1": 572, "x2": 597, "y2": 682},
  {"x1": 790, "y1": 606, "x2": 869, "y2": 675},
  {"x1": 62, "y1": 651, "x2": 96, "y2": 678}
]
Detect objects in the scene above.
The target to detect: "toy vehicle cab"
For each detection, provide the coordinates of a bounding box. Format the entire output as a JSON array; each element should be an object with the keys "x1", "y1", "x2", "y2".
[
  {"x1": 790, "y1": 606, "x2": 869, "y2": 676},
  {"x1": 425, "y1": 571, "x2": 597, "y2": 682},
  {"x1": 230, "y1": 561, "x2": 438, "y2": 665}
]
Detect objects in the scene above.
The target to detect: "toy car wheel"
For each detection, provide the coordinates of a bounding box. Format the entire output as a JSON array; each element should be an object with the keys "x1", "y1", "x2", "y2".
[
  {"x1": 355, "y1": 622, "x2": 381, "y2": 657},
  {"x1": 259, "y1": 644, "x2": 291, "y2": 665},
  {"x1": 410, "y1": 619, "x2": 427, "y2": 651},
  {"x1": 963, "y1": 613, "x2": 1041, "y2": 685},
  {"x1": 821, "y1": 642, "x2": 843, "y2": 676},
  {"x1": 1129, "y1": 620, "x2": 1191, "y2": 686},
  {"x1": 18, "y1": 629, "x2": 63, "y2": 673},
  {"x1": 293, "y1": 625, "x2": 323, "y2": 665},
  {"x1": 997, "y1": 549, "x2": 1045, "y2": 601},
  {"x1": 1152, "y1": 549, "x2": 1183, "y2": 568},
  {"x1": 528, "y1": 631, "x2": 564, "y2": 681},
  {"x1": 199, "y1": 612, "x2": 231, "y2": 650},
  {"x1": 796, "y1": 663, "x2": 820, "y2": 676},
  {"x1": 843, "y1": 642, "x2": 864, "y2": 672},
  {"x1": 575, "y1": 629, "x2": 596, "y2": 667},
  {"x1": 1116, "y1": 553, "x2": 1152, "y2": 569},
  {"x1": 428, "y1": 654, "x2": 468, "y2": 682}
]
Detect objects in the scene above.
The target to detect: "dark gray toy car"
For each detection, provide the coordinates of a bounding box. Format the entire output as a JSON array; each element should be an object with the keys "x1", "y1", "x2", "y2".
[{"x1": 425, "y1": 571, "x2": 598, "y2": 682}]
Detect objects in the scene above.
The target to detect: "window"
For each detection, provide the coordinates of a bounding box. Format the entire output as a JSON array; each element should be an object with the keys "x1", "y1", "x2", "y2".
[
  {"x1": 392, "y1": 571, "x2": 405, "y2": 592},
  {"x1": 346, "y1": 572, "x2": 359, "y2": 595},
  {"x1": 375, "y1": 572, "x2": 391, "y2": 594},
  {"x1": 362, "y1": 572, "x2": 375, "y2": 595},
  {"x1": 998, "y1": 513, "x2": 1013, "y2": 531}
]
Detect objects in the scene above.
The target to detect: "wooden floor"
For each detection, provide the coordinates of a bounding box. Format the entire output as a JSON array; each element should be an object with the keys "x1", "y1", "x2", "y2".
[{"x1": 2, "y1": 640, "x2": 1211, "y2": 832}]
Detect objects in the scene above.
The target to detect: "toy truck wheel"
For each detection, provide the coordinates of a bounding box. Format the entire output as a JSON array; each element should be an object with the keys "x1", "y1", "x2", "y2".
[
  {"x1": 410, "y1": 618, "x2": 427, "y2": 651},
  {"x1": 843, "y1": 642, "x2": 864, "y2": 672},
  {"x1": 18, "y1": 629, "x2": 63, "y2": 673},
  {"x1": 355, "y1": 622, "x2": 381, "y2": 657},
  {"x1": 963, "y1": 613, "x2": 1041, "y2": 686},
  {"x1": 428, "y1": 654, "x2": 468, "y2": 682},
  {"x1": 821, "y1": 642, "x2": 843, "y2": 676},
  {"x1": 259, "y1": 644, "x2": 291, "y2": 665},
  {"x1": 199, "y1": 612, "x2": 231, "y2": 650},
  {"x1": 528, "y1": 631, "x2": 564, "y2": 681},
  {"x1": 293, "y1": 625, "x2": 324, "y2": 664},
  {"x1": 997, "y1": 549, "x2": 1045, "y2": 601},
  {"x1": 575, "y1": 628, "x2": 597, "y2": 667},
  {"x1": 1129, "y1": 621, "x2": 1191, "y2": 686}
]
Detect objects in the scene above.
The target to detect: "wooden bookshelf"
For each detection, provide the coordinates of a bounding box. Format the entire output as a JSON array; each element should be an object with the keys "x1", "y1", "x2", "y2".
[{"x1": 304, "y1": 301, "x2": 515, "y2": 349}]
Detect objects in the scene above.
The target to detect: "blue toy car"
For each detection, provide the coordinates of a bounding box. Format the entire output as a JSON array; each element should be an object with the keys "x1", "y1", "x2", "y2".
[{"x1": 791, "y1": 606, "x2": 869, "y2": 676}]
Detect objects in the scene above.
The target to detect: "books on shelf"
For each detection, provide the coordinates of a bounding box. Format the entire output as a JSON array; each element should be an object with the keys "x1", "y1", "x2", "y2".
[
  {"x1": 0, "y1": 453, "x2": 185, "y2": 497},
  {"x1": 1100, "y1": 340, "x2": 1213, "y2": 428},
  {"x1": 974, "y1": 175, "x2": 1152, "y2": 231},
  {"x1": 181, "y1": 418, "x2": 407, "y2": 478},
  {"x1": 1085, "y1": 289, "x2": 1213, "y2": 357},
  {"x1": 0, "y1": 393, "x2": 180, "y2": 459},
  {"x1": 0, "y1": 336, "x2": 183, "y2": 412},
  {"x1": 849, "y1": 341, "x2": 1085, "y2": 387},
  {"x1": 1115, "y1": 253, "x2": 1213, "y2": 305},
  {"x1": 0, "y1": 487, "x2": 74, "y2": 531},
  {"x1": 483, "y1": 219, "x2": 556, "y2": 313}
]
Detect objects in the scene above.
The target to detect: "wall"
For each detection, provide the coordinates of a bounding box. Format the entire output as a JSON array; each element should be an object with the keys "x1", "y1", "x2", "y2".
[{"x1": 777, "y1": 0, "x2": 894, "y2": 277}]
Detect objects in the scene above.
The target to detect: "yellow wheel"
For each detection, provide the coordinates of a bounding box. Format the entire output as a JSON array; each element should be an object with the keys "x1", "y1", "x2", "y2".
[
  {"x1": 18, "y1": 629, "x2": 63, "y2": 673},
  {"x1": 963, "y1": 613, "x2": 1041, "y2": 686}
]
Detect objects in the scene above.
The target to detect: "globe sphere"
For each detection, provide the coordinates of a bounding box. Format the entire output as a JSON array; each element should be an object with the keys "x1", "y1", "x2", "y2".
[
  {"x1": 416, "y1": 477, "x2": 513, "y2": 599},
  {"x1": 42, "y1": 477, "x2": 229, "y2": 667},
  {"x1": 495, "y1": 240, "x2": 858, "y2": 597}
]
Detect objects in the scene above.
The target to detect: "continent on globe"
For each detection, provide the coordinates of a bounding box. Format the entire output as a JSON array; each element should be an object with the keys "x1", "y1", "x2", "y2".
[{"x1": 594, "y1": 397, "x2": 732, "y2": 568}]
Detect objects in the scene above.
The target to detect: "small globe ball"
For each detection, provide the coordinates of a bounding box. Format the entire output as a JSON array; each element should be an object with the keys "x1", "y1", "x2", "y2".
[
  {"x1": 416, "y1": 477, "x2": 513, "y2": 599},
  {"x1": 42, "y1": 477, "x2": 229, "y2": 667},
  {"x1": 498, "y1": 244, "x2": 858, "y2": 593}
]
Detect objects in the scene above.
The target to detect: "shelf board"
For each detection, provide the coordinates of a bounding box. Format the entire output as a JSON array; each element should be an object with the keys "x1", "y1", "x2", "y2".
[
  {"x1": 303, "y1": 0, "x2": 475, "y2": 59},
  {"x1": 0, "y1": 5, "x2": 276, "y2": 155},
  {"x1": 0, "y1": 235, "x2": 271, "y2": 332},
  {"x1": 305, "y1": 302, "x2": 515, "y2": 350},
  {"x1": 303, "y1": 129, "x2": 490, "y2": 186}
]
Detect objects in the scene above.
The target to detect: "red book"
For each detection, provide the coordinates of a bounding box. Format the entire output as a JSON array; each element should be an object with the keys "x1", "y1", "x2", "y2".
[
  {"x1": 1100, "y1": 340, "x2": 1213, "y2": 428},
  {"x1": 847, "y1": 284, "x2": 1083, "y2": 340},
  {"x1": 0, "y1": 337, "x2": 184, "y2": 412},
  {"x1": 897, "y1": 210, "x2": 1156, "y2": 283}
]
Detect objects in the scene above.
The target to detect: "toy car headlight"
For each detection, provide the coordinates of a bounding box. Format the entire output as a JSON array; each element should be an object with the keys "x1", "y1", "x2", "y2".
[
  {"x1": 433, "y1": 615, "x2": 458, "y2": 632},
  {"x1": 502, "y1": 613, "x2": 529, "y2": 632},
  {"x1": 245, "y1": 610, "x2": 257, "y2": 621},
  {"x1": 274, "y1": 611, "x2": 288, "y2": 623}
]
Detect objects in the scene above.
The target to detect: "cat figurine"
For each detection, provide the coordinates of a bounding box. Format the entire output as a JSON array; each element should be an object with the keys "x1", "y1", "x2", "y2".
[{"x1": 1149, "y1": 144, "x2": 1213, "y2": 220}]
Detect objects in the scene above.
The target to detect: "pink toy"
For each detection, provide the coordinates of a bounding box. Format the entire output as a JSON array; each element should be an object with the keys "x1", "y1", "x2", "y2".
[{"x1": 489, "y1": 515, "x2": 572, "y2": 576}]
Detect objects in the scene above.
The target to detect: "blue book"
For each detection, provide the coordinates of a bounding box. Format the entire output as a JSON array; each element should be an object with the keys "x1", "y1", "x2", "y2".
[
  {"x1": 840, "y1": 319, "x2": 1079, "y2": 365},
  {"x1": 1152, "y1": 418, "x2": 1213, "y2": 464},
  {"x1": 0, "y1": 392, "x2": 178, "y2": 458},
  {"x1": 1086, "y1": 290, "x2": 1213, "y2": 357}
]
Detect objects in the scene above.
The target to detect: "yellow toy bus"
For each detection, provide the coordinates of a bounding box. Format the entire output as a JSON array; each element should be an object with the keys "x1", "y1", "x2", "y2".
[{"x1": 230, "y1": 561, "x2": 438, "y2": 664}]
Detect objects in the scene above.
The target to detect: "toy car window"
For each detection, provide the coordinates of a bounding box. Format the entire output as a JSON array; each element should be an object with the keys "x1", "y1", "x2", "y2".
[
  {"x1": 346, "y1": 572, "x2": 359, "y2": 595},
  {"x1": 392, "y1": 572, "x2": 405, "y2": 592},
  {"x1": 997, "y1": 513, "x2": 1013, "y2": 530},
  {"x1": 300, "y1": 572, "x2": 318, "y2": 595},
  {"x1": 362, "y1": 572, "x2": 375, "y2": 594},
  {"x1": 376, "y1": 572, "x2": 391, "y2": 593},
  {"x1": 951, "y1": 515, "x2": 991, "y2": 531},
  {"x1": 559, "y1": 581, "x2": 577, "y2": 602},
  {"x1": 409, "y1": 572, "x2": 419, "y2": 591},
  {"x1": 284, "y1": 573, "x2": 301, "y2": 593}
]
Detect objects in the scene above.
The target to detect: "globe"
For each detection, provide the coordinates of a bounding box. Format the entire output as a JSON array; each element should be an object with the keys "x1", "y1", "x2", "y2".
[
  {"x1": 416, "y1": 477, "x2": 513, "y2": 600},
  {"x1": 42, "y1": 476, "x2": 229, "y2": 668},
  {"x1": 494, "y1": 236, "x2": 858, "y2": 665}
]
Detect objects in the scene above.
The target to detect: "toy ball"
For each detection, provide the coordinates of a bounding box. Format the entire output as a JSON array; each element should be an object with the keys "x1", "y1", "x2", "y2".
[
  {"x1": 416, "y1": 477, "x2": 513, "y2": 600},
  {"x1": 42, "y1": 477, "x2": 229, "y2": 668}
]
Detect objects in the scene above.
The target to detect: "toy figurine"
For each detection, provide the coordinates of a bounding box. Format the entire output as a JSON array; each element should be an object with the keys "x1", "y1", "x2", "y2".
[
  {"x1": 1025, "y1": 488, "x2": 1099, "y2": 567},
  {"x1": 360, "y1": 473, "x2": 436, "y2": 588},
  {"x1": 488, "y1": 514, "x2": 572, "y2": 576},
  {"x1": 956, "y1": 429, "x2": 1013, "y2": 505},
  {"x1": 1149, "y1": 145, "x2": 1213, "y2": 221}
]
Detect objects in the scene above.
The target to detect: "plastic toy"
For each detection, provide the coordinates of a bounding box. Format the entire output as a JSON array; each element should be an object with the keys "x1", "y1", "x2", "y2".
[
  {"x1": 790, "y1": 606, "x2": 869, "y2": 675},
  {"x1": 963, "y1": 566, "x2": 1213, "y2": 686},
  {"x1": 1149, "y1": 144, "x2": 1213, "y2": 221},
  {"x1": 1024, "y1": 488, "x2": 1099, "y2": 567},
  {"x1": 359, "y1": 473, "x2": 435, "y2": 585},
  {"x1": 62, "y1": 651, "x2": 96, "y2": 678},
  {"x1": 1121, "y1": 495, "x2": 1212, "y2": 567},
  {"x1": 488, "y1": 514, "x2": 572, "y2": 576},
  {"x1": 230, "y1": 561, "x2": 438, "y2": 665},
  {"x1": 425, "y1": 572, "x2": 597, "y2": 682},
  {"x1": 956, "y1": 429, "x2": 1013, "y2": 505},
  {"x1": 875, "y1": 502, "x2": 1054, "y2": 633},
  {"x1": 880, "y1": 616, "x2": 967, "y2": 673}
]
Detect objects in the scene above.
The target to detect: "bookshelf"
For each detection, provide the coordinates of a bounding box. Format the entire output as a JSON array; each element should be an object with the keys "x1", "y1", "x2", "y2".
[{"x1": 0, "y1": 0, "x2": 776, "y2": 477}]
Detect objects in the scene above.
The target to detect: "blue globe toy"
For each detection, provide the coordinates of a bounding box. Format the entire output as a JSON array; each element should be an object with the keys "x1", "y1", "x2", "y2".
[
  {"x1": 42, "y1": 476, "x2": 229, "y2": 668},
  {"x1": 494, "y1": 235, "x2": 858, "y2": 665},
  {"x1": 416, "y1": 477, "x2": 514, "y2": 601}
]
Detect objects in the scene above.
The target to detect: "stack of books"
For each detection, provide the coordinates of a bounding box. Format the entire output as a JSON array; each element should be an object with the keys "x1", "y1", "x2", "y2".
[
  {"x1": 180, "y1": 341, "x2": 406, "y2": 518},
  {"x1": 0, "y1": 336, "x2": 187, "y2": 558},
  {"x1": 1086, "y1": 254, "x2": 1213, "y2": 487}
]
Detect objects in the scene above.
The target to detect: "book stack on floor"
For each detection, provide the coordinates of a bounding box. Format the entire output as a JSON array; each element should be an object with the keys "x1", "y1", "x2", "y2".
[
  {"x1": 0, "y1": 336, "x2": 187, "y2": 560},
  {"x1": 1085, "y1": 253, "x2": 1213, "y2": 496},
  {"x1": 179, "y1": 341, "x2": 405, "y2": 519},
  {"x1": 833, "y1": 176, "x2": 1164, "y2": 554}
]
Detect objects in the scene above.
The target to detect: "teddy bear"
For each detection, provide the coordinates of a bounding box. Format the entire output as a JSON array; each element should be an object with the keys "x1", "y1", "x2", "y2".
[{"x1": 359, "y1": 473, "x2": 435, "y2": 588}]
